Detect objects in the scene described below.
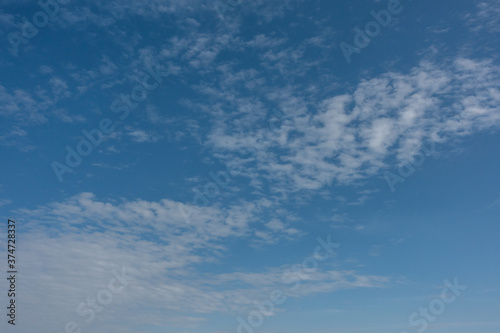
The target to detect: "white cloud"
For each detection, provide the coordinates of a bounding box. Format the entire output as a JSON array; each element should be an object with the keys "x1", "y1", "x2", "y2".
[
  {"x1": 203, "y1": 56, "x2": 500, "y2": 193},
  {"x1": 0, "y1": 86, "x2": 49, "y2": 123},
  {"x1": 127, "y1": 129, "x2": 161, "y2": 143},
  {"x1": 5, "y1": 193, "x2": 389, "y2": 332},
  {"x1": 0, "y1": 199, "x2": 11, "y2": 207},
  {"x1": 52, "y1": 108, "x2": 86, "y2": 123},
  {"x1": 465, "y1": 0, "x2": 500, "y2": 33}
]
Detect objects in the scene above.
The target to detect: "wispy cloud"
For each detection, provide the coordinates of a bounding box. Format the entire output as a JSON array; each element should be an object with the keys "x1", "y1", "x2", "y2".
[
  {"x1": 7, "y1": 193, "x2": 389, "y2": 332},
  {"x1": 203, "y1": 56, "x2": 500, "y2": 194}
]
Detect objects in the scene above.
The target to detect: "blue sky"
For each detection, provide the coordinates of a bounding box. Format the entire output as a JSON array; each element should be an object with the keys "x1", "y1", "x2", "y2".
[{"x1": 0, "y1": 0, "x2": 500, "y2": 332}]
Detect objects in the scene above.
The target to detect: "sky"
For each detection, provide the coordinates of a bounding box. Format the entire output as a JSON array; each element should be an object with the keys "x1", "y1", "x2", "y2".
[{"x1": 0, "y1": 0, "x2": 500, "y2": 332}]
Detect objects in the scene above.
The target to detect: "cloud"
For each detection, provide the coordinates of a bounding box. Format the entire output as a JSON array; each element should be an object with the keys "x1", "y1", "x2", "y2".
[
  {"x1": 0, "y1": 86, "x2": 49, "y2": 124},
  {"x1": 253, "y1": 218, "x2": 304, "y2": 245},
  {"x1": 52, "y1": 108, "x2": 86, "y2": 123},
  {"x1": 0, "y1": 199, "x2": 11, "y2": 207},
  {"x1": 465, "y1": 0, "x2": 500, "y2": 33},
  {"x1": 203, "y1": 56, "x2": 500, "y2": 194},
  {"x1": 5, "y1": 193, "x2": 389, "y2": 332},
  {"x1": 127, "y1": 129, "x2": 161, "y2": 143}
]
